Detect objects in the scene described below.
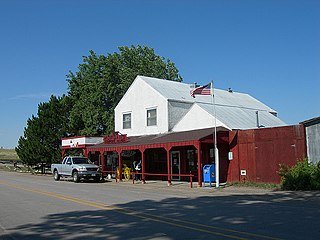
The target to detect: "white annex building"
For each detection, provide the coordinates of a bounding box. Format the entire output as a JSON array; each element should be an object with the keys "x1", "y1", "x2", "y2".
[{"x1": 115, "y1": 75, "x2": 286, "y2": 136}]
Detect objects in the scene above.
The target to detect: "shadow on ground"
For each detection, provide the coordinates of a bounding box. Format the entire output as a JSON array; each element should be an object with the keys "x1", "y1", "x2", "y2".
[{"x1": 3, "y1": 191, "x2": 320, "y2": 240}]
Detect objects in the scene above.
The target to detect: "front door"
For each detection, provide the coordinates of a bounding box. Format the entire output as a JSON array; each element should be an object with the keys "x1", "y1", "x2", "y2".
[
  {"x1": 62, "y1": 157, "x2": 72, "y2": 175},
  {"x1": 170, "y1": 151, "x2": 180, "y2": 180}
]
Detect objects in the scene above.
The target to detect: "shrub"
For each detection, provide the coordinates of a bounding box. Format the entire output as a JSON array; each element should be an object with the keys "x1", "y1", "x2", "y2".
[
  {"x1": 310, "y1": 162, "x2": 320, "y2": 190},
  {"x1": 279, "y1": 159, "x2": 320, "y2": 191}
]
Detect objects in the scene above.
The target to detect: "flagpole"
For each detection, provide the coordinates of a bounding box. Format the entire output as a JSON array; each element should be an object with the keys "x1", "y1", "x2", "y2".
[{"x1": 211, "y1": 81, "x2": 219, "y2": 188}]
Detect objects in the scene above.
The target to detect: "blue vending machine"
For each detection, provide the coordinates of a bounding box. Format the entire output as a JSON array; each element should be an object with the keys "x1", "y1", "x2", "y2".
[{"x1": 203, "y1": 164, "x2": 215, "y2": 187}]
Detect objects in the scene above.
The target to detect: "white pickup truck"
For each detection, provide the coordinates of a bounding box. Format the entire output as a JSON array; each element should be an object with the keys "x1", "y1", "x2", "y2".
[{"x1": 51, "y1": 156, "x2": 101, "y2": 182}]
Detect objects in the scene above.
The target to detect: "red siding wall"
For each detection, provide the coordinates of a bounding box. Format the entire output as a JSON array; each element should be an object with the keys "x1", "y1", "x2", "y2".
[{"x1": 228, "y1": 125, "x2": 306, "y2": 183}]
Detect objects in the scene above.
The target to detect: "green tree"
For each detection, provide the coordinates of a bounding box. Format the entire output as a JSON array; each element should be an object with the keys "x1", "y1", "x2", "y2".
[
  {"x1": 16, "y1": 95, "x2": 72, "y2": 166},
  {"x1": 16, "y1": 45, "x2": 182, "y2": 164},
  {"x1": 67, "y1": 45, "x2": 182, "y2": 136}
]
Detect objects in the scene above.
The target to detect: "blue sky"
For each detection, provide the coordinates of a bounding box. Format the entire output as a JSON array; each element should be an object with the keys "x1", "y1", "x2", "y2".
[{"x1": 0, "y1": 0, "x2": 319, "y2": 148}]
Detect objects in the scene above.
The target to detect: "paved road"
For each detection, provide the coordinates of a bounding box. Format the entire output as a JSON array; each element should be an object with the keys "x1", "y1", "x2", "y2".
[{"x1": 0, "y1": 171, "x2": 320, "y2": 240}]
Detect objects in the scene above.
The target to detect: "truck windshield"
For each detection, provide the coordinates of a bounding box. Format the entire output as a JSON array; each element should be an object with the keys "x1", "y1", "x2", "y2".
[{"x1": 73, "y1": 158, "x2": 92, "y2": 164}]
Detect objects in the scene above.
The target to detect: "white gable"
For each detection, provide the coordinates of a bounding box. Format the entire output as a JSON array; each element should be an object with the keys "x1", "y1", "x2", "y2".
[
  {"x1": 172, "y1": 104, "x2": 229, "y2": 132},
  {"x1": 115, "y1": 76, "x2": 168, "y2": 136}
]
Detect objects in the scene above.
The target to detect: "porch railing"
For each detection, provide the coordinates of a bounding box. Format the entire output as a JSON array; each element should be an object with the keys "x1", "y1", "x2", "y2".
[
  {"x1": 132, "y1": 172, "x2": 195, "y2": 188},
  {"x1": 101, "y1": 170, "x2": 195, "y2": 188}
]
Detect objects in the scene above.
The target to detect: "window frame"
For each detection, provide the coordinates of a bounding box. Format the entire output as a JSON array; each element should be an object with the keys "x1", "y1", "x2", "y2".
[
  {"x1": 122, "y1": 112, "x2": 132, "y2": 129},
  {"x1": 146, "y1": 108, "x2": 157, "y2": 126}
]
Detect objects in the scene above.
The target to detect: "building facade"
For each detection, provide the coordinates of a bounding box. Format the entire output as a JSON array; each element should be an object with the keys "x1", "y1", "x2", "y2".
[{"x1": 63, "y1": 76, "x2": 306, "y2": 185}]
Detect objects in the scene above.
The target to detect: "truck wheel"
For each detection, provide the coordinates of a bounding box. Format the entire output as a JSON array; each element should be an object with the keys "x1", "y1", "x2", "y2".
[
  {"x1": 73, "y1": 171, "x2": 80, "y2": 183},
  {"x1": 53, "y1": 170, "x2": 60, "y2": 181}
]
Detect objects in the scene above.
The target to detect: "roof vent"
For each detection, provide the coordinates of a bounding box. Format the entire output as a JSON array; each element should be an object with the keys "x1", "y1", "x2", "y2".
[
  {"x1": 256, "y1": 111, "x2": 265, "y2": 128},
  {"x1": 191, "y1": 82, "x2": 198, "y2": 88}
]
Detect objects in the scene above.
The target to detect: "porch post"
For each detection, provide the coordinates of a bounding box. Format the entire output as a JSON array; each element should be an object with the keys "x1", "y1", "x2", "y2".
[
  {"x1": 141, "y1": 147, "x2": 146, "y2": 184},
  {"x1": 196, "y1": 142, "x2": 202, "y2": 187},
  {"x1": 83, "y1": 149, "x2": 88, "y2": 158},
  {"x1": 166, "y1": 147, "x2": 172, "y2": 186},
  {"x1": 118, "y1": 150, "x2": 122, "y2": 181},
  {"x1": 100, "y1": 150, "x2": 105, "y2": 179}
]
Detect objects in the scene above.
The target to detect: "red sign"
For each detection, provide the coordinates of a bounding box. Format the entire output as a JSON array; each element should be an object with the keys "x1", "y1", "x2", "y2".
[{"x1": 103, "y1": 132, "x2": 128, "y2": 144}]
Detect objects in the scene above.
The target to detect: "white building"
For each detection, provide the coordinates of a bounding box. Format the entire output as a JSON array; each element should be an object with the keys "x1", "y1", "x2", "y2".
[
  {"x1": 115, "y1": 75, "x2": 286, "y2": 136},
  {"x1": 85, "y1": 76, "x2": 301, "y2": 186}
]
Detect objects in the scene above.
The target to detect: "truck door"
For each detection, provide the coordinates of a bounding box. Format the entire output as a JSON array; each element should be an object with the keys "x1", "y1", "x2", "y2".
[
  {"x1": 60, "y1": 157, "x2": 67, "y2": 175},
  {"x1": 62, "y1": 157, "x2": 72, "y2": 175}
]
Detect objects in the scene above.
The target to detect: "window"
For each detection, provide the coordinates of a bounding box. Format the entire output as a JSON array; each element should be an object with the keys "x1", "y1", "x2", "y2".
[
  {"x1": 123, "y1": 113, "x2": 131, "y2": 129},
  {"x1": 66, "y1": 158, "x2": 72, "y2": 165},
  {"x1": 73, "y1": 157, "x2": 91, "y2": 164},
  {"x1": 187, "y1": 149, "x2": 198, "y2": 172},
  {"x1": 147, "y1": 108, "x2": 157, "y2": 126}
]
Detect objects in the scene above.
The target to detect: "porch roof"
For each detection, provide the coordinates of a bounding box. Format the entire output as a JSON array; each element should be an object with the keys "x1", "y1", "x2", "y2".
[{"x1": 87, "y1": 127, "x2": 226, "y2": 151}]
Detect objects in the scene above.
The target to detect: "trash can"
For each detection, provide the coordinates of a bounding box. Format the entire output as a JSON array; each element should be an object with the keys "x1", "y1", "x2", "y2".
[{"x1": 203, "y1": 164, "x2": 215, "y2": 187}]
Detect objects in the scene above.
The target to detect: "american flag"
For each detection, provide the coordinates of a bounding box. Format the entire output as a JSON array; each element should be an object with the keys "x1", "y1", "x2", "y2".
[{"x1": 190, "y1": 83, "x2": 211, "y2": 98}]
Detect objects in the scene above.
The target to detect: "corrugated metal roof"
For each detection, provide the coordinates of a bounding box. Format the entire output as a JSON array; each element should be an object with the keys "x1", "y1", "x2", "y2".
[
  {"x1": 139, "y1": 76, "x2": 276, "y2": 113},
  {"x1": 139, "y1": 76, "x2": 286, "y2": 130},
  {"x1": 198, "y1": 102, "x2": 286, "y2": 130}
]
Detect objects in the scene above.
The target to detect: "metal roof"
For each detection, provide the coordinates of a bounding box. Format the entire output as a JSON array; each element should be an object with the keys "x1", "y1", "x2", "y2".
[
  {"x1": 88, "y1": 127, "x2": 223, "y2": 150},
  {"x1": 138, "y1": 76, "x2": 286, "y2": 130},
  {"x1": 139, "y1": 76, "x2": 277, "y2": 113},
  {"x1": 198, "y1": 102, "x2": 286, "y2": 130},
  {"x1": 300, "y1": 116, "x2": 320, "y2": 127}
]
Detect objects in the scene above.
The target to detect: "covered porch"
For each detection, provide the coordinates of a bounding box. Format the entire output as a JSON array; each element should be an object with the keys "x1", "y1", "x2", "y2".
[{"x1": 85, "y1": 128, "x2": 229, "y2": 187}]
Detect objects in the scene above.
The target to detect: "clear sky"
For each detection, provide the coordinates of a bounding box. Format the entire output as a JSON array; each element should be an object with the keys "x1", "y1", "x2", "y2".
[{"x1": 0, "y1": 0, "x2": 319, "y2": 149}]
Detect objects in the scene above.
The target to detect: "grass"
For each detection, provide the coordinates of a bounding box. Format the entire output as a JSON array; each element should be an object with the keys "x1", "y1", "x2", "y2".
[
  {"x1": 0, "y1": 148, "x2": 20, "y2": 161},
  {"x1": 0, "y1": 149, "x2": 51, "y2": 174},
  {"x1": 0, "y1": 148, "x2": 29, "y2": 173},
  {"x1": 228, "y1": 181, "x2": 280, "y2": 190},
  {"x1": 0, "y1": 164, "x2": 29, "y2": 172},
  {"x1": 0, "y1": 163, "x2": 51, "y2": 174}
]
